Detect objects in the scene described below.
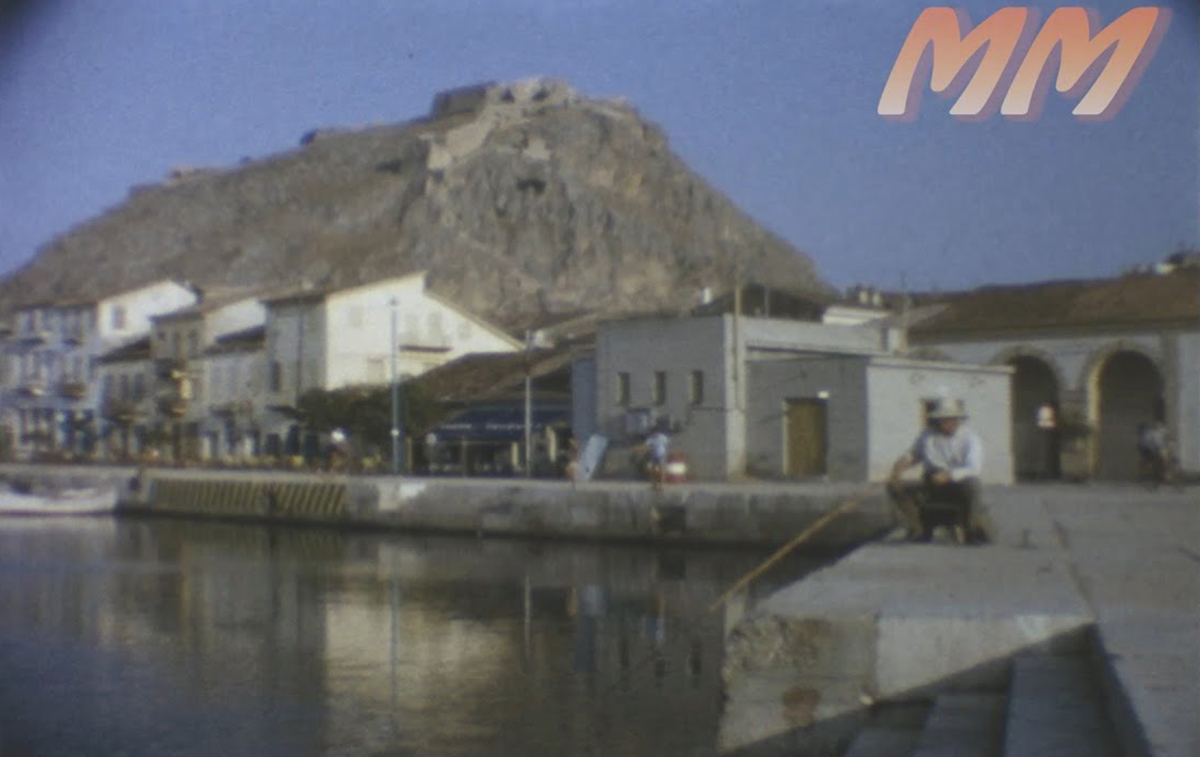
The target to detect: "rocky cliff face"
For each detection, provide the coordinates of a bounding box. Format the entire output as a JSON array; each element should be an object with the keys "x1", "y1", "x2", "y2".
[{"x1": 0, "y1": 78, "x2": 829, "y2": 327}]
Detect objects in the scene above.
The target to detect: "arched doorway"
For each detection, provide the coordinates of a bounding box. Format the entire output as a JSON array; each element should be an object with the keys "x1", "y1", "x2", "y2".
[
  {"x1": 1094, "y1": 351, "x2": 1165, "y2": 480},
  {"x1": 1009, "y1": 356, "x2": 1061, "y2": 480}
]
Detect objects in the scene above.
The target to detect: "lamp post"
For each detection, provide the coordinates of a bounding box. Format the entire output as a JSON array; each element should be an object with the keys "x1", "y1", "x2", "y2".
[
  {"x1": 524, "y1": 330, "x2": 532, "y2": 478},
  {"x1": 390, "y1": 298, "x2": 402, "y2": 475}
]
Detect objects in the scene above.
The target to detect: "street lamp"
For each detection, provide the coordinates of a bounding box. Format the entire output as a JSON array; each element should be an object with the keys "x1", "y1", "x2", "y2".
[
  {"x1": 524, "y1": 330, "x2": 532, "y2": 478},
  {"x1": 390, "y1": 298, "x2": 403, "y2": 475}
]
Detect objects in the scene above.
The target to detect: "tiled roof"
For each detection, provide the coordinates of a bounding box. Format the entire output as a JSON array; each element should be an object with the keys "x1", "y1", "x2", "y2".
[
  {"x1": 152, "y1": 287, "x2": 265, "y2": 323},
  {"x1": 910, "y1": 269, "x2": 1199, "y2": 337},
  {"x1": 203, "y1": 326, "x2": 265, "y2": 356},
  {"x1": 97, "y1": 336, "x2": 152, "y2": 364},
  {"x1": 408, "y1": 347, "x2": 578, "y2": 404}
]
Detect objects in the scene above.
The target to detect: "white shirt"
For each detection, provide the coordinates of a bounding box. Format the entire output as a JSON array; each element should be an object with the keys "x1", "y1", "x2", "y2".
[{"x1": 909, "y1": 425, "x2": 983, "y2": 481}]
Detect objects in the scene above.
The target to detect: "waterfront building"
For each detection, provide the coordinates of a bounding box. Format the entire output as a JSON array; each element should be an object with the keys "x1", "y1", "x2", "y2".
[
  {"x1": 0, "y1": 280, "x2": 198, "y2": 459},
  {"x1": 200, "y1": 326, "x2": 267, "y2": 460},
  {"x1": 580, "y1": 309, "x2": 1013, "y2": 483},
  {"x1": 147, "y1": 290, "x2": 267, "y2": 461},
  {"x1": 94, "y1": 337, "x2": 154, "y2": 459},
  {"x1": 259, "y1": 272, "x2": 523, "y2": 456},
  {"x1": 908, "y1": 263, "x2": 1200, "y2": 481}
]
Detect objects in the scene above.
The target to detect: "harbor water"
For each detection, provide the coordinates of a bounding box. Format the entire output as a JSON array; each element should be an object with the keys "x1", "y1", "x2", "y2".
[{"x1": 0, "y1": 515, "x2": 829, "y2": 756}]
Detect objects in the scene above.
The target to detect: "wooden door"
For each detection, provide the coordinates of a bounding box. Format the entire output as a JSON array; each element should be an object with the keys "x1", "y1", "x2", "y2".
[{"x1": 786, "y1": 399, "x2": 827, "y2": 476}]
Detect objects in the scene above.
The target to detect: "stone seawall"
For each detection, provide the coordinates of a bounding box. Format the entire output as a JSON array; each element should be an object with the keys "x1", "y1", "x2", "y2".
[{"x1": 0, "y1": 464, "x2": 893, "y2": 548}]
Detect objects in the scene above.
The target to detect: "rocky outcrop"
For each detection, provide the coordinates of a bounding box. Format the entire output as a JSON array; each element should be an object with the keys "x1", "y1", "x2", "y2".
[{"x1": 0, "y1": 78, "x2": 829, "y2": 327}]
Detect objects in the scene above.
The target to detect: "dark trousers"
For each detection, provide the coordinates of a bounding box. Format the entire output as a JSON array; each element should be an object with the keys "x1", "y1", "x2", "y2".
[{"x1": 887, "y1": 476, "x2": 981, "y2": 540}]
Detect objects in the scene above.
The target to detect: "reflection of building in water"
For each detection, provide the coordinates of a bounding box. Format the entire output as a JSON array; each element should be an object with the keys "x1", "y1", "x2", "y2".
[{"x1": 6, "y1": 523, "x2": 816, "y2": 754}]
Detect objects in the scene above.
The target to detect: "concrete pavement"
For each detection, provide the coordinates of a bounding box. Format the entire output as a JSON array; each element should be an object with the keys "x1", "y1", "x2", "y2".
[
  {"x1": 989, "y1": 485, "x2": 1199, "y2": 757},
  {"x1": 719, "y1": 483, "x2": 1198, "y2": 756}
]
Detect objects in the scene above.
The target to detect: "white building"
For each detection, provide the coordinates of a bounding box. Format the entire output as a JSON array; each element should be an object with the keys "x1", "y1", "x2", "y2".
[
  {"x1": 909, "y1": 265, "x2": 1200, "y2": 481},
  {"x1": 148, "y1": 291, "x2": 266, "y2": 460},
  {"x1": 200, "y1": 326, "x2": 267, "y2": 460},
  {"x1": 582, "y1": 313, "x2": 1013, "y2": 483},
  {"x1": 0, "y1": 280, "x2": 197, "y2": 458},
  {"x1": 260, "y1": 273, "x2": 522, "y2": 455},
  {"x1": 94, "y1": 337, "x2": 155, "y2": 460}
]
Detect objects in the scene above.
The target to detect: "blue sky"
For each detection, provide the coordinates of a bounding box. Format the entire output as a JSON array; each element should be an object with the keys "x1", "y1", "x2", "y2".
[{"x1": 0, "y1": 0, "x2": 1196, "y2": 292}]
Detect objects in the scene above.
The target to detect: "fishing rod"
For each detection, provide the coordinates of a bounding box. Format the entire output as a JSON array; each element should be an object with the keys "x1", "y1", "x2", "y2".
[{"x1": 591, "y1": 483, "x2": 883, "y2": 702}]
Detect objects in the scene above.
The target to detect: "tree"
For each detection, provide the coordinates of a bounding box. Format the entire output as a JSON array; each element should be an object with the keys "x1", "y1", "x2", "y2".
[{"x1": 293, "y1": 382, "x2": 446, "y2": 455}]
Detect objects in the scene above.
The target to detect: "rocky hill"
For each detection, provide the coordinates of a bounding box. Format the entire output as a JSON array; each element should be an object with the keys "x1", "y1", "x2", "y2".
[{"x1": 0, "y1": 78, "x2": 830, "y2": 328}]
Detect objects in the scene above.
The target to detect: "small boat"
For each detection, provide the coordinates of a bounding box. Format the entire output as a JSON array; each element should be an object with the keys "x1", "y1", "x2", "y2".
[{"x1": 0, "y1": 486, "x2": 118, "y2": 516}]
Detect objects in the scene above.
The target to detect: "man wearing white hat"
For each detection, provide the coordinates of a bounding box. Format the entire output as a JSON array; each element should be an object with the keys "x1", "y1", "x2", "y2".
[{"x1": 887, "y1": 397, "x2": 983, "y2": 544}]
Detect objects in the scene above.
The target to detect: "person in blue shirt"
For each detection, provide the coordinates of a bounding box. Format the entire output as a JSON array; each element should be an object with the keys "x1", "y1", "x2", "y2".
[
  {"x1": 643, "y1": 424, "x2": 670, "y2": 491},
  {"x1": 887, "y1": 397, "x2": 984, "y2": 544}
]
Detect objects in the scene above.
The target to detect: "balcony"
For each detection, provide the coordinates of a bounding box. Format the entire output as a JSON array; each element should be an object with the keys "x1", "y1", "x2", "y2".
[
  {"x1": 211, "y1": 401, "x2": 243, "y2": 416},
  {"x1": 16, "y1": 328, "x2": 52, "y2": 346},
  {"x1": 20, "y1": 378, "x2": 47, "y2": 397},
  {"x1": 58, "y1": 380, "x2": 88, "y2": 400},
  {"x1": 157, "y1": 394, "x2": 188, "y2": 418},
  {"x1": 62, "y1": 328, "x2": 87, "y2": 346},
  {"x1": 101, "y1": 397, "x2": 141, "y2": 425},
  {"x1": 155, "y1": 358, "x2": 188, "y2": 381}
]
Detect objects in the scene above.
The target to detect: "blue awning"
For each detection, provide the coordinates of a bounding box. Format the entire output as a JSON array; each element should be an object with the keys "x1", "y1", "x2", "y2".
[{"x1": 429, "y1": 404, "x2": 569, "y2": 443}]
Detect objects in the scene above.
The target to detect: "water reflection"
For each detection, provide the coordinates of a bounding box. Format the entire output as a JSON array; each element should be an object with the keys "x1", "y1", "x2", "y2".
[{"x1": 0, "y1": 518, "x2": 826, "y2": 756}]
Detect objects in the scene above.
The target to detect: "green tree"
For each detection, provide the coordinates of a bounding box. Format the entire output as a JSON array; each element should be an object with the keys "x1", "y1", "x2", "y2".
[{"x1": 294, "y1": 382, "x2": 445, "y2": 453}]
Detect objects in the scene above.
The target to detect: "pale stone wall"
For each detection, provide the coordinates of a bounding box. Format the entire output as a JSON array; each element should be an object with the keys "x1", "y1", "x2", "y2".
[
  {"x1": 865, "y1": 359, "x2": 1013, "y2": 483},
  {"x1": 746, "y1": 356, "x2": 871, "y2": 481},
  {"x1": 594, "y1": 316, "x2": 735, "y2": 478},
  {"x1": 919, "y1": 328, "x2": 1199, "y2": 474},
  {"x1": 95, "y1": 281, "x2": 197, "y2": 348},
  {"x1": 746, "y1": 356, "x2": 1012, "y2": 483}
]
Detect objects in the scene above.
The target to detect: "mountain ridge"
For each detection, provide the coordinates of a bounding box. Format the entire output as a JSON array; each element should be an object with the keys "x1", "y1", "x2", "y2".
[{"x1": 0, "y1": 78, "x2": 830, "y2": 328}]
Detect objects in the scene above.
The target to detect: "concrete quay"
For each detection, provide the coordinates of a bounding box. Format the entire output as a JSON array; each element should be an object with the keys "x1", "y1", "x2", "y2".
[
  {"x1": 718, "y1": 483, "x2": 1198, "y2": 757},
  {"x1": 0, "y1": 463, "x2": 893, "y2": 549}
]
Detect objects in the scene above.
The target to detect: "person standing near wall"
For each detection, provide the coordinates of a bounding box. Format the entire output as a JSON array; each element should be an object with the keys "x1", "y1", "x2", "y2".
[{"x1": 644, "y1": 423, "x2": 670, "y2": 492}]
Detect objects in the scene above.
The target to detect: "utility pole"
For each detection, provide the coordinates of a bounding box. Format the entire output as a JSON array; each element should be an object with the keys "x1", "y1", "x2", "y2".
[
  {"x1": 390, "y1": 298, "x2": 402, "y2": 475},
  {"x1": 523, "y1": 330, "x2": 532, "y2": 478}
]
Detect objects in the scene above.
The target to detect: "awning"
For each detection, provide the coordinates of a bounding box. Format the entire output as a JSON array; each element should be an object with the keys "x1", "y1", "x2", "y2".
[{"x1": 428, "y1": 404, "x2": 570, "y2": 444}]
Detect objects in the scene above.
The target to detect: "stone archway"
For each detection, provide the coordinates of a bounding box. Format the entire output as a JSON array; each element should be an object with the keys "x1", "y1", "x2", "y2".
[
  {"x1": 1094, "y1": 350, "x2": 1165, "y2": 480},
  {"x1": 1007, "y1": 355, "x2": 1062, "y2": 480}
]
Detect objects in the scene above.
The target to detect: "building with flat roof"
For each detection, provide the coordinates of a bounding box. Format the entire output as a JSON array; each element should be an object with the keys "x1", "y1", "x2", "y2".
[
  {"x1": 581, "y1": 312, "x2": 1012, "y2": 483},
  {"x1": 909, "y1": 264, "x2": 1200, "y2": 481}
]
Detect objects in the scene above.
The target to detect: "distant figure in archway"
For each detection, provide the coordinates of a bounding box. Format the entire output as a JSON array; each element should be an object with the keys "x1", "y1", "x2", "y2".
[
  {"x1": 1136, "y1": 420, "x2": 1171, "y2": 486},
  {"x1": 1095, "y1": 351, "x2": 1165, "y2": 480}
]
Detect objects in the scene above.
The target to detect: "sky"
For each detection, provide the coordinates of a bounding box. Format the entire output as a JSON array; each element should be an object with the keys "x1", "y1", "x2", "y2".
[{"x1": 0, "y1": 0, "x2": 1197, "y2": 293}]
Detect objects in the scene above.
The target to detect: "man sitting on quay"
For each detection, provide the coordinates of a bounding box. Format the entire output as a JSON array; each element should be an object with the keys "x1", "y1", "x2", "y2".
[{"x1": 887, "y1": 397, "x2": 984, "y2": 545}]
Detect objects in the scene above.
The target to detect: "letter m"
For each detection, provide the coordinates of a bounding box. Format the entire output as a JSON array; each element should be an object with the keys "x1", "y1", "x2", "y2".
[
  {"x1": 1002, "y1": 7, "x2": 1168, "y2": 120},
  {"x1": 878, "y1": 7, "x2": 1028, "y2": 119}
]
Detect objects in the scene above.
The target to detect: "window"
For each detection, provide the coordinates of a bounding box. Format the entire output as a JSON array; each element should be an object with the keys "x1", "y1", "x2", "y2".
[
  {"x1": 689, "y1": 371, "x2": 704, "y2": 406},
  {"x1": 366, "y1": 357, "x2": 386, "y2": 384},
  {"x1": 427, "y1": 312, "x2": 444, "y2": 338},
  {"x1": 102, "y1": 376, "x2": 114, "y2": 399},
  {"x1": 652, "y1": 371, "x2": 667, "y2": 406},
  {"x1": 616, "y1": 372, "x2": 631, "y2": 406},
  {"x1": 111, "y1": 305, "x2": 126, "y2": 330},
  {"x1": 132, "y1": 374, "x2": 145, "y2": 401},
  {"x1": 187, "y1": 331, "x2": 199, "y2": 358},
  {"x1": 73, "y1": 356, "x2": 84, "y2": 381},
  {"x1": 118, "y1": 374, "x2": 130, "y2": 400},
  {"x1": 172, "y1": 333, "x2": 182, "y2": 359},
  {"x1": 269, "y1": 361, "x2": 282, "y2": 392}
]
